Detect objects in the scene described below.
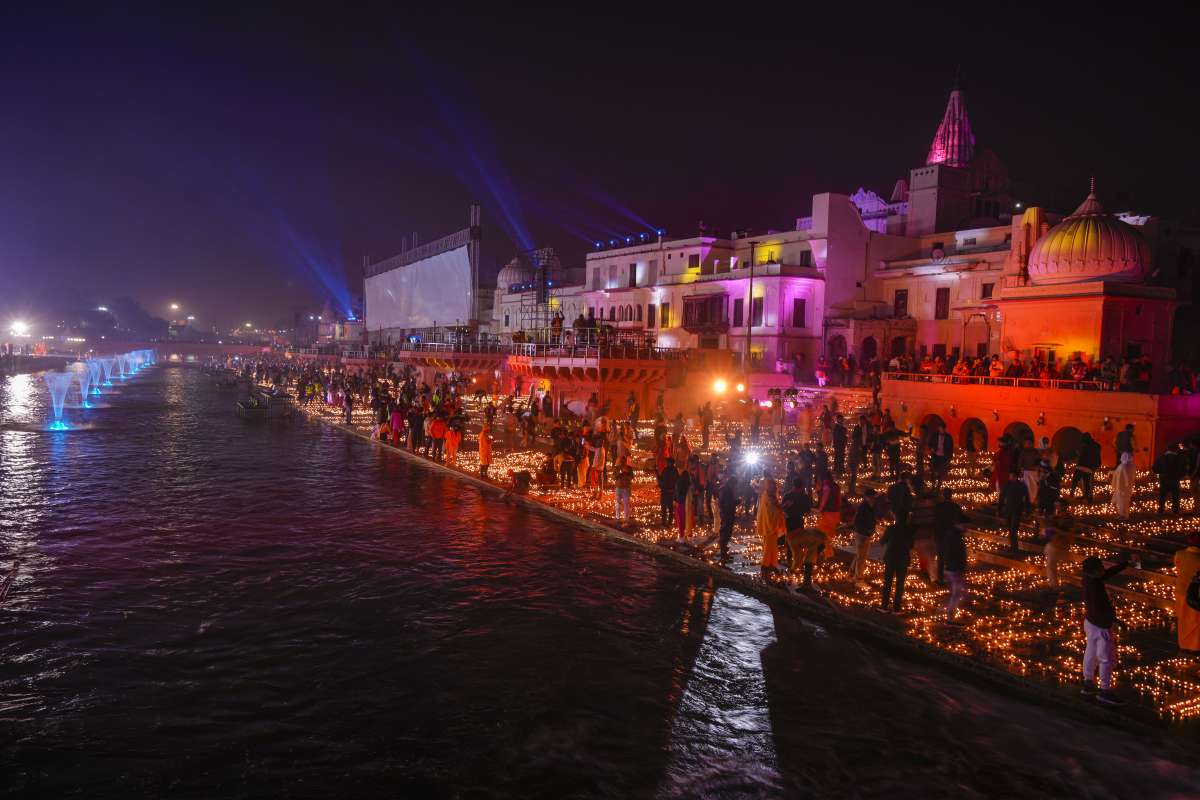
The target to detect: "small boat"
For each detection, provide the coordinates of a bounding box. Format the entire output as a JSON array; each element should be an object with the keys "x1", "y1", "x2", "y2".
[
  {"x1": 0, "y1": 562, "x2": 17, "y2": 603},
  {"x1": 236, "y1": 387, "x2": 294, "y2": 420}
]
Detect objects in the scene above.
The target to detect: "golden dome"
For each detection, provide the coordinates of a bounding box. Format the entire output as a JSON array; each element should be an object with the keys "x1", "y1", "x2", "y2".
[{"x1": 1027, "y1": 186, "x2": 1151, "y2": 285}]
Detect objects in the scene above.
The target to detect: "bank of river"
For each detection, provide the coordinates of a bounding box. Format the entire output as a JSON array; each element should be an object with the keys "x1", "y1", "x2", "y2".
[{"x1": 2, "y1": 365, "x2": 1199, "y2": 798}]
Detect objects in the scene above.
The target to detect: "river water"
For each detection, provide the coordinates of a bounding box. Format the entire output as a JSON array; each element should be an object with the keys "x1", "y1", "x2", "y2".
[{"x1": 1, "y1": 366, "x2": 1198, "y2": 798}]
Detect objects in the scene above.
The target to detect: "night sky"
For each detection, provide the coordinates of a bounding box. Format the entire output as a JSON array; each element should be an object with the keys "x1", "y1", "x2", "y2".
[{"x1": 2, "y1": 5, "x2": 1196, "y2": 330}]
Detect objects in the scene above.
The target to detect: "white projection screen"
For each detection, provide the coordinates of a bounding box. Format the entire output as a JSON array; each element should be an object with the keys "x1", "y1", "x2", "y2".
[{"x1": 365, "y1": 245, "x2": 473, "y2": 331}]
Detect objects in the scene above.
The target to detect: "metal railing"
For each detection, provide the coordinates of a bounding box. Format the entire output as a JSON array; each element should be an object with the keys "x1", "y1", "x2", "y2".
[{"x1": 883, "y1": 371, "x2": 1111, "y2": 391}]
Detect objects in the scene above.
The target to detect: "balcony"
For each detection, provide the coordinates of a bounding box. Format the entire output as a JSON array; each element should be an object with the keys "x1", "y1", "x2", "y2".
[{"x1": 682, "y1": 294, "x2": 729, "y2": 334}]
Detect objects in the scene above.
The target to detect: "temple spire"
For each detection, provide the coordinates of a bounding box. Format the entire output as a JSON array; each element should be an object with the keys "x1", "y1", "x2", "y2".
[{"x1": 925, "y1": 85, "x2": 975, "y2": 168}]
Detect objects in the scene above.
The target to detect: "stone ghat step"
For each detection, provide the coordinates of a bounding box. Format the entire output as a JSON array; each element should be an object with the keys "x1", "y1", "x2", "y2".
[
  {"x1": 856, "y1": 476, "x2": 1188, "y2": 564},
  {"x1": 961, "y1": 526, "x2": 1175, "y2": 590},
  {"x1": 827, "y1": 532, "x2": 1175, "y2": 612}
]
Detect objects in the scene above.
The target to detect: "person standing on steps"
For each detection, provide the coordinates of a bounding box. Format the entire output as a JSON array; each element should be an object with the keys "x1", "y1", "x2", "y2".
[
  {"x1": 1079, "y1": 552, "x2": 1132, "y2": 706},
  {"x1": 879, "y1": 518, "x2": 913, "y2": 613},
  {"x1": 999, "y1": 470, "x2": 1029, "y2": 553},
  {"x1": 1111, "y1": 452, "x2": 1136, "y2": 520}
]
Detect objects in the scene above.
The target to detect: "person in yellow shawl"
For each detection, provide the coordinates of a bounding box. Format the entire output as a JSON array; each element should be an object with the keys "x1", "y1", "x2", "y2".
[
  {"x1": 1175, "y1": 532, "x2": 1200, "y2": 654},
  {"x1": 756, "y1": 478, "x2": 787, "y2": 571}
]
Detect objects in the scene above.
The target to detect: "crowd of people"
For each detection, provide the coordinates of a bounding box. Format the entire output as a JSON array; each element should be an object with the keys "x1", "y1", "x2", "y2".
[
  {"x1": 236, "y1": 354, "x2": 1200, "y2": 706},
  {"x1": 803, "y1": 346, "x2": 1200, "y2": 396}
]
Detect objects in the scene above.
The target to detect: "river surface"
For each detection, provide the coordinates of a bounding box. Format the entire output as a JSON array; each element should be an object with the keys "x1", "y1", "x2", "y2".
[{"x1": 2, "y1": 366, "x2": 1198, "y2": 799}]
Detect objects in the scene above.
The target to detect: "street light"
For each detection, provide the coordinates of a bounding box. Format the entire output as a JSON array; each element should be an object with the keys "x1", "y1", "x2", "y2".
[
  {"x1": 10, "y1": 320, "x2": 29, "y2": 336},
  {"x1": 713, "y1": 378, "x2": 728, "y2": 394},
  {"x1": 170, "y1": 303, "x2": 180, "y2": 312}
]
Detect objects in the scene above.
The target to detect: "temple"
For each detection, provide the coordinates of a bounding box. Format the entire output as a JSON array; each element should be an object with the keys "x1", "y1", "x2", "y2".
[{"x1": 349, "y1": 83, "x2": 1200, "y2": 467}]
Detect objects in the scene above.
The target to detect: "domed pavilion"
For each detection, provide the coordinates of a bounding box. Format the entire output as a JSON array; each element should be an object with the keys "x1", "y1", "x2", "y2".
[{"x1": 997, "y1": 182, "x2": 1178, "y2": 378}]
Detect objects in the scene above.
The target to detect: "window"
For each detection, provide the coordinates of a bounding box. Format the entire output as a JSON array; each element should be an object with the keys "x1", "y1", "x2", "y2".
[
  {"x1": 647, "y1": 303, "x2": 656, "y2": 328},
  {"x1": 1004, "y1": 233, "x2": 1012, "y2": 243},
  {"x1": 636, "y1": 305, "x2": 643, "y2": 321},
  {"x1": 893, "y1": 289, "x2": 908, "y2": 318},
  {"x1": 981, "y1": 282, "x2": 994, "y2": 299},
  {"x1": 799, "y1": 249, "x2": 812, "y2": 267},
  {"x1": 688, "y1": 253, "x2": 700, "y2": 270},
  {"x1": 660, "y1": 302, "x2": 670, "y2": 328},
  {"x1": 932, "y1": 343, "x2": 947, "y2": 359},
  {"x1": 792, "y1": 298, "x2": 806, "y2": 328},
  {"x1": 716, "y1": 257, "x2": 730, "y2": 274},
  {"x1": 935, "y1": 287, "x2": 950, "y2": 319},
  {"x1": 751, "y1": 296, "x2": 764, "y2": 327},
  {"x1": 504, "y1": 313, "x2": 509, "y2": 327},
  {"x1": 628, "y1": 263, "x2": 637, "y2": 288},
  {"x1": 682, "y1": 295, "x2": 728, "y2": 329},
  {"x1": 608, "y1": 307, "x2": 616, "y2": 321},
  {"x1": 699, "y1": 336, "x2": 720, "y2": 349},
  {"x1": 732, "y1": 298, "x2": 744, "y2": 327},
  {"x1": 962, "y1": 237, "x2": 976, "y2": 247}
]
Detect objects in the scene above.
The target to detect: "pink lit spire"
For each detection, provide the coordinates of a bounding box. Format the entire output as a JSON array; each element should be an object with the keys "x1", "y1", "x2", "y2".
[{"x1": 925, "y1": 85, "x2": 975, "y2": 168}]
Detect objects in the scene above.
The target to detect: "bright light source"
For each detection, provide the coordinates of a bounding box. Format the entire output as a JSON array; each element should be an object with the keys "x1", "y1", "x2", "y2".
[
  {"x1": 735, "y1": 382, "x2": 745, "y2": 393},
  {"x1": 743, "y1": 451, "x2": 759, "y2": 465},
  {"x1": 713, "y1": 378, "x2": 727, "y2": 394},
  {"x1": 97, "y1": 305, "x2": 108, "y2": 312},
  {"x1": 187, "y1": 316, "x2": 195, "y2": 321},
  {"x1": 170, "y1": 303, "x2": 180, "y2": 311},
  {"x1": 10, "y1": 320, "x2": 29, "y2": 336}
]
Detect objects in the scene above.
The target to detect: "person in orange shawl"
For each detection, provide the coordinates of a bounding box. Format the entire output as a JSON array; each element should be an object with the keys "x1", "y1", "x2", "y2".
[
  {"x1": 478, "y1": 422, "x2": 493, "y2": 479},
  {"x1": 1175, "y1": 532, "x2": 1200, "y2": 654},
  {"x1": 444, "y1": 420, "x2": 463, "y2": 463},
  {"x1": 816, "y1": 469, "x2": 842, "y2": 559},
  {"x1": 756, "y1": 478, "x2": 787, "y2": 571}
]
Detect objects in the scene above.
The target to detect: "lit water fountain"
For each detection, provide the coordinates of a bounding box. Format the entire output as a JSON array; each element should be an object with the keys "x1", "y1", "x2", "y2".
[
  {"x1": 71, "y1": 361, "x2": 93, "y2": 408},
  {"x1": 100, "y1": 358, "x2": 116, "y2": 386},
  {"x1": 87, "y1": 360, "x2": 103, "y2": 395},
  {"x1": 43, "y1": 371, "x2": 76, "y2": 430}
]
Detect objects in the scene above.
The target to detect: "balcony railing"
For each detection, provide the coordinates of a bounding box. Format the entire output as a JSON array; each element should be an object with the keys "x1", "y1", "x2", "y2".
[{"x1": 884, "y1": 371, "x2": 1111, "y2": 391}]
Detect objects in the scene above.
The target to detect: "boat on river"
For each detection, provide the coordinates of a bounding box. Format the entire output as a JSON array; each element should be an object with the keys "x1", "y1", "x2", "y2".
[{"x1": 236, "y1": 383, "x2": 293, "y2": 420}]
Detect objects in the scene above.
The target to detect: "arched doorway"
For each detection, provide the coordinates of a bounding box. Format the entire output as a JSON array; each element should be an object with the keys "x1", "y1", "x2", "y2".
[
  {"x1": 891, "y1": 336, "x2": 907, "y2": 357},
  {"x1": 827, "y1": 335, "x2": 847, "y2": 359},
  {"x1": 960, "y1": 418, "x2": 988, "y2": 452},
  {"x1": 1052, "y1": 426, "x2": 1084, "y2": 462},
  {"x1": 861, "y1": 336, "x2": 878, "y2": 362},
  {"x1": 1003, "y1": 421, "x2": 1034, "y2": 446},
  {"x1": 920, "y1": 413, "x2": 947, "y2": 439}
]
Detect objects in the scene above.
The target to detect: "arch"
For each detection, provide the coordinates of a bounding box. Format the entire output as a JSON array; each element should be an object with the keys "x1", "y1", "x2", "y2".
[
  {"x1": 1051, "y1": 426, "x2": 1084, "y2": 462},
  {"x1": 608, "y1": 307, "x2": 616, "y2": 321},
  {"x1": 960, "y1": 417, "x2": 988, "y2": 452},
  {"x1": 827, "y1": 334, "x2": 847, "y2": 359},
  {"x1": 920, "y1": 413, "x2": 947, "y2": 435},
  {"x1": 1003, "y1": 421, "x2": 1034, "y2": 446},
  {"x1": 861, "y1": 336, "x2": 878, "y2": 362},
  {"x1": 617, "y1": 306, "x2": 626, "y2": 322},
  {"x1": 625, "y1": 304, "x2": 634, "y2": 321},
  {"x1": 890, "y1": 336, "x2": 907, "y2": 357},
  {"x1": 636, "y1": 304, "x2": 643, "y2": 321}
]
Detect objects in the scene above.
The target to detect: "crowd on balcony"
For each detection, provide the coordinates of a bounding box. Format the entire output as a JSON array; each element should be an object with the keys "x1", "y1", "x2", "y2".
[{"x1": 800, "y1": 348, "x2": 1200, "y2": 394}]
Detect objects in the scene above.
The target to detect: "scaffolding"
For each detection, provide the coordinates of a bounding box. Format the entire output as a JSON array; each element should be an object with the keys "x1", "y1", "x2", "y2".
[{"x1": 516, "y1": 247, "x2": 565, "y2": 337}]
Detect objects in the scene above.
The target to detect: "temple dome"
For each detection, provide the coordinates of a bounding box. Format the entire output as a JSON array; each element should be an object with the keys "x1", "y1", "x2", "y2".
[
  {"x1": 1027, "y1": 186, "x2": 1151, "y2": 285},
  {"x1": 497, "y1": 257, "x2": 534, "y2": 290}
]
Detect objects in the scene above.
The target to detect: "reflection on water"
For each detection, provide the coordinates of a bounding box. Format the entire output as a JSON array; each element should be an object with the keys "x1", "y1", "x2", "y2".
[{"x1": 1, "y1": 367, "x2": 1198, "y2": 798}]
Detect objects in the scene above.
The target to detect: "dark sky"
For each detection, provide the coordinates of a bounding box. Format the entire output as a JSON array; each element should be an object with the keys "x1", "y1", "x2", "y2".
[{"x1": 2, "y1": 5, "x2": 1196, "y2": 330}]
